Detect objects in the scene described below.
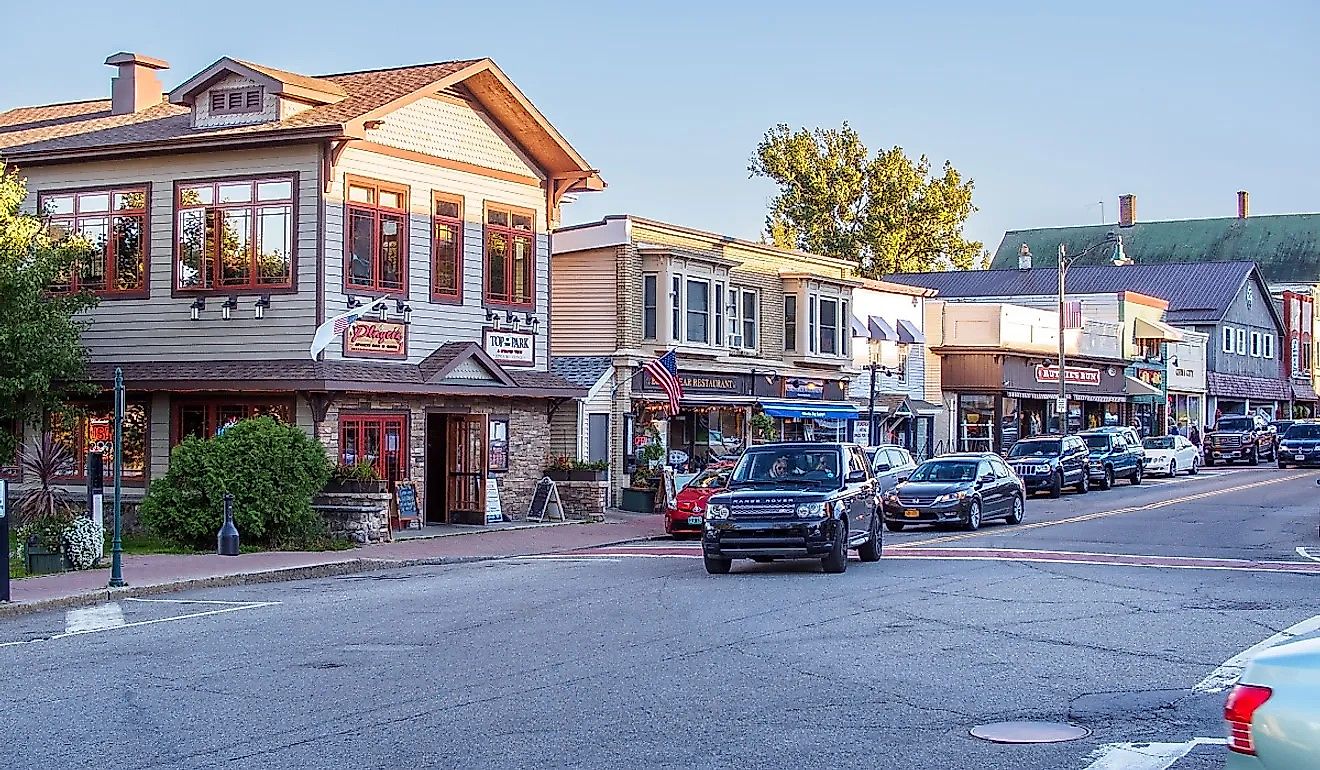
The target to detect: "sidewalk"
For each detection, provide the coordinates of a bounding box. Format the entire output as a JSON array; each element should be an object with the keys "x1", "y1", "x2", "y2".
[{"x1": 2, "y1": 510, "x2": 666, "y2": 617}]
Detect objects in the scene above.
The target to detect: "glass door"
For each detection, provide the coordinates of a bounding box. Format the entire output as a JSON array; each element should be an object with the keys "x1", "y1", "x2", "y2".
[{"x1": 446, "y1": 415, "x2": 488, "y2": 524}]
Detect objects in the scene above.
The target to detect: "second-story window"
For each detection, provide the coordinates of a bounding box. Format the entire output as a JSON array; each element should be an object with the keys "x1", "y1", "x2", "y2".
[
  {"x1": 484, "y1": 204, "x2": 534, "y2": 308},
  {"x1": 177, "y1": 177, "x2": 294, "y2": 291},
  {"x1": 686, "y1": 279, "x2": 710, "y2": 344},
  {"x1": 345, "y1": 178, "x2": 408, "y2": 295},
  {"x1": 642, "y1": 274, "x2": 658, "y2": 340},
  {"x1": 431, "y1": 193, "x2": 463, "y2": 302},
  {"x1": 1222, "y1": 327, "x2": 1234, "y2": 354},
  {"x1": 1236, "y1": 328, "x2": 1247, "y2": 355},
  {"x1": 1250, "y1": 331, "x2": 1262, "y2": 357},
  {"x1": 818, "y1": 296, "x2": 839, "y2": 354},
  {"x1": 785, "y1": 295, "x2": 797, "y2": 351},
  {"x1": 740, "y1": 288, "x2": 759, "y2": 351},
  {"x1": 1137, "y1": 338, "x2": 1160, "y2": 360},
  {"x1": 670, "y1": 276, "x2": 681, "y2": 342},
  {"x1": 1264, "y1": 333, "x2": 1275, "y2": 360},
  {"x1": 42, "y1": 187, "x2": 148, "y2": 296}
]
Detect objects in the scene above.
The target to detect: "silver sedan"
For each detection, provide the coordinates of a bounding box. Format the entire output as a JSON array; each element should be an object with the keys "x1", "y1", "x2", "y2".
[{"x1": 1225, "y1": 635, "x2": 1320, "y2": 768}]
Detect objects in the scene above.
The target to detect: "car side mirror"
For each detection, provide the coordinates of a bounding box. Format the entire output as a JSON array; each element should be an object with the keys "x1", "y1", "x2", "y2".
[
  {"x1": 874, "y1": 463, "x2": 891, "y2": 473},
  {"x1": 846, "y1": 470, "x2": 868, "y2": 483},
  {"x1": 897, "y1": 473, "x2": 911, "y2": 483},
  {"x1": 979, "y1": 473, "x2": 995, "y2": 484}
]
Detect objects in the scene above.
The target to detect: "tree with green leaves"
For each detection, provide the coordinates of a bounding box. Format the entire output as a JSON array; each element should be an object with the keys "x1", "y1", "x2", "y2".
[
  {"x1": 0, "y1": 168, "x2": 96, "y2": 464},
  {"x1": 749, "y1": 122, "x2": 983, "y2": 276}
]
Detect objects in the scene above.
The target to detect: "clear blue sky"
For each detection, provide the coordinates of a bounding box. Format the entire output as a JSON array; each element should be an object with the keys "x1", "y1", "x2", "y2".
[{"x1": 5, "y1": 0, "x2": 1318, "y2": 254}]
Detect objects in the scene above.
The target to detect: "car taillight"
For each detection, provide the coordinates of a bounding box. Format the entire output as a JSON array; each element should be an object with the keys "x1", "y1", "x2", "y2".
[{"x1": 1225, "y1": 683, "x2": 1272, "y2": 755}]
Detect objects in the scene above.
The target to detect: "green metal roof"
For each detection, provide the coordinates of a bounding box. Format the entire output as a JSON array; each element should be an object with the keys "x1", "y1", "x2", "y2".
[{"x1": 989, "y1": 214, "x2": 1320, "y2": 285}]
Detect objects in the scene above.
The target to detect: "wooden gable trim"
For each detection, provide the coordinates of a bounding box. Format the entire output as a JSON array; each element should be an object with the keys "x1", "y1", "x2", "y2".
[
  {"x1": 354, "y1": 140, "x2": 542, "y2": 187},
  {"x1": 419, "y1": 342, "x2": 519, "y2": 387}
]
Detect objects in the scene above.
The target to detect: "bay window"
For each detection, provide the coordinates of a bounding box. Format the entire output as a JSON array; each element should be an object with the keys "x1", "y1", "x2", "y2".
[
  {"x1": 431, "y1": 193, "x2": 463, "y2": 302},
  {"x1": 344, "y1": 177, "x2": 407, "y2": 294},
  {"x1": 670, "y1": 276, "x2": 681, "y2": 342},
  {"x1": 177, "y1": 177, "x2": 294, "y2": 291},
  {"x1": 819, "y1": 297, "x2": 839, "y2": 354},
  {"x1": 807, "y1": 293, "x2": 845, "y2": 357},
  {"x1": 686, "y1": 279, "x2": 710, "y2": 344},
  {"x1": 42, "y1": 187, "x2": 148, "y2": 296},
  {"x1": 643, "y1": 274, "x2": 658, "y2": 340},
  {"x1": 484, "y1": 204, "x2": 534, "y2": 307},
  {"x1": 715, "y1": 284, "x2": 725, "y2": 347},
  {"x1": 741, "y1": 289, "x2": 759, "y2": 351}
]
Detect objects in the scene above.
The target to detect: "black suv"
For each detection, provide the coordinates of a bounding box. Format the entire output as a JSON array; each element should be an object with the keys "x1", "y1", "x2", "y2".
[
  {"x1": 1278, "y1": 422, "x2": 1320, "y2": 468},
  {"x1": 1206, "y1": 414, "x2": 1276, "y2": 465},
  {"x1": 702, "y1": 442, "x2": 880, "y2": 575},
  {"x1": 1006, "y1": 435, "x2": 1091, "y2": 497}
]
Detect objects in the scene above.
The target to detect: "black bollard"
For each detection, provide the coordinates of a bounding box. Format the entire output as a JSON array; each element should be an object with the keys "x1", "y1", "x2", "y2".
[{"x1": 217, "y1": 493, "x2": 240, "y2": 556}]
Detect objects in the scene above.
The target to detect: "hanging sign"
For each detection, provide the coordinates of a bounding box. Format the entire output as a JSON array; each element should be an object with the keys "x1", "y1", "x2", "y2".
[
  {"x1": 483, "y1": 328, "x2": 535, "y2": 367},
  {"x1": 783, "y1": 378, "x2": 825, "y2": 399},
  {"x1": 1035, "y1": 365, "x2": 1101, "y2": 386},
  {"x1": 344, "y1": 320, "x2": 407, "y2": 359}
]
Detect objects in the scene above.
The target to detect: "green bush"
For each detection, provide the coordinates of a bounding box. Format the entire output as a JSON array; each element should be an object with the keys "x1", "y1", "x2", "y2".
[{"x1": 140, "y1": 417, "x2": 332, "y2": 549}]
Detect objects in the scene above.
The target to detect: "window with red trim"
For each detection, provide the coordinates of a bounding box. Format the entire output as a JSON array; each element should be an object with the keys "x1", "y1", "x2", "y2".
[
  {"x1": 484, "y1": 204, "x2": 534, "y2": 308},
  {"x1": 432, "y1": 193, "x2": 463, "y2": 302},
  {"x1": 176, "y1": 178, "x2": 294, "y2": 291},
  {"x1": 41, "y1": 188, "x2": 148, "y2": 296},
  {"x1": 51, "y1": 401, "x2": 148, "y2": 484},
  {"x1": 338, "y1": 413, "x2": 408, "y2": 482},
  {"x1": 345, "y1": 178, "x2": 408, "y2": 294},
  {"x1": 173, "y1": 399, "x2": 295, "y2": 444}
]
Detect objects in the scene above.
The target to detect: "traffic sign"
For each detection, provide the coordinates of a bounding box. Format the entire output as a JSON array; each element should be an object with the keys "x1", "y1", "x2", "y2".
[{"x1": 1055, "y1": 396, "x2": 1068, "y2": 412}]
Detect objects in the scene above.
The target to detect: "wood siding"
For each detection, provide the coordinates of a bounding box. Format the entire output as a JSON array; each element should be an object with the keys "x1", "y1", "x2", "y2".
[
  {"x1": 940, "y1": 353, "x2": 1003, "y2": 391},
  {"x1": 368, "y1": 96, "x2": 541, "y2": 180},
  {"x1": 19, "y1": 145, "x2": 322, "y2": 363},
  {"x1": 549, "y1": 247, "x2": 617, "y2": 356}
]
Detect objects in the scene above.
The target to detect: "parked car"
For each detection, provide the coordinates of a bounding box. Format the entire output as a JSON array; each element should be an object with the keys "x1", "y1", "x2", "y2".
[
  {"x1": 1224, "y1": 634, "x2": 1320, "y2": 768},
  {"x1": 1277, "y1": 421, "x2": 1320, "y2": 468},
  {"x1": 665, "y1": 462, "x2": 734, "y2": 538},
  {"x1": 1006, "y1": 435, "x2": 1090, "y2": 497},
  {"x1": 1206, "y1": 414, "x2": 1276, "y2": 466},
  {"x1": 702, "y1": 443, "x2": 881, "y2": 575},
  {"x1": 865, "y1": 444, "x2": 918, "y2": 496},
  {"x1": 882, "y1": 453, "x2": 1024, "y2": 532},
  {"x1": 1141, "y1": 435, "x2": 1201, "y2": 476},
  {"x1": 1268, "y1": 419, "x2": 1296, "y2": 437},
  {"x1": 1088, "y1": 425, "x2": 1147, "y2": 462},
  {"x1": 1080, "y1": 431, "x2": 1143, "y2": 488}
]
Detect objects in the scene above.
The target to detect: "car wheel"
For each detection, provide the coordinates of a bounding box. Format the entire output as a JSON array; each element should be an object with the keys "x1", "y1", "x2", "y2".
[
  {"x1": 703, "y1": 554, "x2": 732, "y2": 575},
  {"x1": 885, "y1": 521, "x2": 906, "y2": 532},
  {"x1": 1279, "y1": 460, "x2": 1289, "y2": 469},
  {"x1": 1190, "y1": 457, "x2": 1199, "y2": 475},
  {"x1": 1049, "y1": 471, "x2": 1063, "y2": 499},
  {"x1": 1205, "y1": 455, "x2": 1215, "y2": 467},
  {"x1": 962, "y1": 500, "x2": 982, "y2": 531},
  {"x1": 1131, "y1": 465, "x2": 1143, "y2": 485},
  {"x1": 1005, "y1": 495, "x2": 1024, "y2": 525},
  {"x1": 1099, "y1": 467, "x2": 1113, "y2": 490},
  {"x1": 858, "y1": 515, "x2": 882, "y2": 562},
  {"x1": 1076, "y1": 472, "x2": 1089, "y2": 494},
  {"x1": 1169, "y1": 460, "x2": 1176, "y2": 477},
  {"x1": 821, "y1": 518, "x2": 849, "y2": 574}
]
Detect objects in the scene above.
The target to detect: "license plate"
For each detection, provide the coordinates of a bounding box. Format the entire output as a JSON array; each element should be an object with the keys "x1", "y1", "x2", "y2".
[
  {"x1": 1297, "y1": 454, "x2": 1306, "y2": 461},
  {"x1": 904, "y1": 509, "x2": 920, "y2": 518},
  {"x1": 687, "y1": 516, "x2": 703, "y2": 525}
]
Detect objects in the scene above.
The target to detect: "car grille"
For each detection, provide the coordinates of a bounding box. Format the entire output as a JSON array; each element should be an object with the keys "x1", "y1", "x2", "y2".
[
  {"x1": 899, "y1": 497, "x2": 935, "y2": 506},
  {"x1": 733, "y1": 503, "x2": 795, "y2": 517},
  {"x1": 1215, "y1": 435, "x2": 1243, "y2": 447}
]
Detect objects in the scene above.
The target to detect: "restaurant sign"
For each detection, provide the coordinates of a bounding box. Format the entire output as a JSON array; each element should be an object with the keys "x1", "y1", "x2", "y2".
[
  {"x1": 641, "y1": 370, "x2": 748, "y2": 395},
  {"x1": 1034, "y1": 365, "x2": 1101, "y2": 386},
  {"x1": 783, "y1": 378, "x2": 825, "y2": 399},
  {"x1": 344, "y1": 320, "x2": 407, "y2": 359},
  {"x1": 482, "y1": 328, "x2": 535, "y2": 367}
]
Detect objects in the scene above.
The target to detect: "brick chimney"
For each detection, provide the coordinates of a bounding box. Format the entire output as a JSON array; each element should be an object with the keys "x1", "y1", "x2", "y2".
[
  {"x1": 1118, "y1": 194, "x2": 1136, "y2": 228},
  {"x1": 105, "y1": 52, "x2": 169, "y2": 115},
  {"x1": 1237, "y1": 190, "x2": 1249, "y2": 219}
]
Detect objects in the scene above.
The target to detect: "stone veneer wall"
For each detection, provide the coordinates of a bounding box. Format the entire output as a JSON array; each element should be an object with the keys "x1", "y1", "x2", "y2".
[
  {"x1": 313, "y1": 491, "x2": 392, "y2": 544},
  {"x1": 557, "y1": 480, "x2": 607, "y2": 520},
  {"x1": 315, "y1": 394, "x2": 551, "y2": 523}
]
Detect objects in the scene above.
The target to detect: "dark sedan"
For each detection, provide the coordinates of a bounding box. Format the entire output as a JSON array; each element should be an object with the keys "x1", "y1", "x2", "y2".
[
  {"x1": 1277, "y1": 422, "x2": 1320, "y2": 468},
  {"x1": 881, "y1": 453, "x2": 1025, "y2": 531}
]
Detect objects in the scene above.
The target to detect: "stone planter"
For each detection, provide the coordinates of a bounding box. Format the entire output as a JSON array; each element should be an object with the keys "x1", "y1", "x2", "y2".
[
  {"x1": 324, "y1": 479, "x2": 387, "y2": 494},
  {"x1": 568, "y1": 469, "x2": 606, "y2": 482},
  {"x1": 25, "y1": 541, "x2": 68, "y2": 575},
  {"x1": 620, "y1": 487, "x2": 657, "y2": 513}
]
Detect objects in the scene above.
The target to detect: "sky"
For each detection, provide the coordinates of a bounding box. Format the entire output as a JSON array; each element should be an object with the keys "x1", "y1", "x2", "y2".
[{"x1": 4, "y1": 0, "x2": 1319, "y2": 256}]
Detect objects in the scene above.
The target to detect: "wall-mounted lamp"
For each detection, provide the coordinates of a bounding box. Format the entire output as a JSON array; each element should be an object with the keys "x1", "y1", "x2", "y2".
[
  {"x1": 220, "y1": 295, "x2": 239, "y2": 322},
  {"x1": 524, "y1": 312, "x2": 535, "y2": 326},
  {"x1": 346, "y1": 295, "x2": 363, "y2": 310},
  {"x1": 505, "y1": 310, "x2": 517, "y2": 326},
  {"x1": 254, "y1": 295, "x2": 272, "y2": 320},
  {"x1": 189, "y1": 296, "x2": 206, "y2": 321},
  {"x1": 376, "y1": 303, "x2": 388, "y2": 321},
  {"x1": 1168, "y1": 355, "x2": 1179, "y2": 368},
  {"x1": 485, "y1": 309, "x2": 500, "y2": 324},
  {"x1": 396, "y1": 299, "x2": 413, "y2": 325}
]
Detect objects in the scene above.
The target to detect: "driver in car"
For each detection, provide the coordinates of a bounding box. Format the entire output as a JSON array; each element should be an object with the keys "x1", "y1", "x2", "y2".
[{"x1": 768, "y1": 455, "x2": 792, "y2": 479}]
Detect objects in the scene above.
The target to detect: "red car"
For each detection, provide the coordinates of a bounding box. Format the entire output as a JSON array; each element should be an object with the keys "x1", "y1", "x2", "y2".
[{"x1": 665, "y1": 463, "x2": 734, "y2": 538}]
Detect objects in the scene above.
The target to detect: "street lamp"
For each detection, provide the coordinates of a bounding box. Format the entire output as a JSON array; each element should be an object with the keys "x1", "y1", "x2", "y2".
[{"x1": 866, "y1": 337, "x2": 909, "y2": 445}]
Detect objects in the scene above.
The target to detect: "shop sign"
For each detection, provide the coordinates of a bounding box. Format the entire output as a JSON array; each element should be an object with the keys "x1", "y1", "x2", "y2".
[
  {"x1": 783, "y1": 378, "x2": 825, "y2": 399},
  {"x1": 1034, "y1": 365, "x2": 1101, "y2": 386},
  {"x1": 344, "y1": 320, "x2": 407, "y2": 359},
  {"x1": 482, "y1": 328, "x2": 535, "y2": 367},
  {"x1": 644, "y1": 371, "x2": 748, "y2": 394},
  {"x1": 1136, "y1": 368, "x2": 1164, "y2": 389}
]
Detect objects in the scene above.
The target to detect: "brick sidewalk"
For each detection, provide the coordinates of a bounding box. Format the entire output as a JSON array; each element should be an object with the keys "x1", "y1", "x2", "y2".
[{"x1": 2, "y1": 511, "x2": 665, "y2": 616}]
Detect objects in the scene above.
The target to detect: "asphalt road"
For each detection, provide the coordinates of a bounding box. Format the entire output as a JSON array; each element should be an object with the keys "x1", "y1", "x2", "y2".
[{"x1": 2, "y1": 465, "x2": 1318, "y2": 770}]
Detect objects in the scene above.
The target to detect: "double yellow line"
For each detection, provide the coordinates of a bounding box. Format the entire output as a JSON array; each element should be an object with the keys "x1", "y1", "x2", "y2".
[{"x1": 891, "y1": 472, "x2": 1311, "y2": 549}]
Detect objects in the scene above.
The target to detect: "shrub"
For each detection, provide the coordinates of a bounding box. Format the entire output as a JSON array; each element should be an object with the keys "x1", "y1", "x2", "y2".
[
  {"x1": 332, "y1": 460, "x2": 381, "y2": 482},
  {"x1": 140, "y1": 417, "x2": 331, "y2": 550}
]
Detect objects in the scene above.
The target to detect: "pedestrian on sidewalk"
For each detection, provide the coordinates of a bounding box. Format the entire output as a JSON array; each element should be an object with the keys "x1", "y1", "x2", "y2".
[{"x1": 1189, "y1": 423, "x2": 1201, "y2": 448}]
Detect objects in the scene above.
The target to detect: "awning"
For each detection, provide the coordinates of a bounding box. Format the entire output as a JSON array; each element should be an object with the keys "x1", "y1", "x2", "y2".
[
  {"x1": 866, "y1": 395, "x2": 943, "y2": 417},
  {"x1": 758, "y1": 398, "x2": 859, "y2": 420},
  {"x1": 867, "y1": 316, "x2": 898, "y2": 342},
  {"x1": 1125, "y1": 376, "x2": 1163, "y2": 398},
  {"x1": 850, "y1": 315, "x2": 869, "y2": 338},
  {"x1": 896, "y1": 318, "x2": 926, "y2": 344},
  {"x1": 1133, "y1": 317, "x2": 1185, "y2": 342},
  {"x1": 1293, "y1": 382, "x2": 1319, "y2": 402}
]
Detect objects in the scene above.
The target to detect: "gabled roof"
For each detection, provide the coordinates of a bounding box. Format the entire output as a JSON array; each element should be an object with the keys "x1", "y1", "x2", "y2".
[
  {"x1": 0, "y1": 57, "x2": 603, "y2": 190},
  {"x1": 549, "y1": 356, "x2": 612, "y2": 389},
  {"x1": 418, "y1": 342, "x2": 516, "y2": 387},
  {"x1": 988, "y1": 216, "x2": 1320, "y2": 285},
  {"x1": 884, "y1": 261, "x2": 1275, "y2": 326}
]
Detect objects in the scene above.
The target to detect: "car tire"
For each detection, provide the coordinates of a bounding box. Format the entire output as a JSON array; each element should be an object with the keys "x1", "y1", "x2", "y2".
[
  {"x1": 1279, "y1": 460, "x2": 1289, "y2": 469},
  {"x1": 1190, "y1": 457, "x2": 1199, "y2": 475},
  {"x1": 885, "y1": 521, "x2": 906, "y2": 532},
  {"x1": 962, "y1": 500, "x2": 982, "y2": 531},
  {"x1": 821, "y1": 518, "x2": 849, "y2": 574},
  {"x1": 703, "y1": 554, "x2": 732, "y2": 575},
  {"x1": 1131, "y1": 465, "x2": 1143, "y2": 485},
  {"x1": 1049, "y1": 471, "x2": 1063, "y2": 499},
  {"x1": 1168, "y1": 460, "x2": 1176, "y2": 477},
  {"x1": 1205, "y1": 455, "x2": 1216, "y2": 467},
  {"x1": 858, "y1": 515, "x2": 882, "y2": 563},
  {"x1": 1098, "y1": 467, "x2": 1113, "y2": 490},
  {"x1": 1005, "y1": 495, "x2": 1024, "y2": 525}
]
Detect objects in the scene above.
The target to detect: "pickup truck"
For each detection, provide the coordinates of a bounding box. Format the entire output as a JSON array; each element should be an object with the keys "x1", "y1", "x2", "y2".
[{"x1": 1206, "y1": 415, "x2": 1276, "y2": 466}]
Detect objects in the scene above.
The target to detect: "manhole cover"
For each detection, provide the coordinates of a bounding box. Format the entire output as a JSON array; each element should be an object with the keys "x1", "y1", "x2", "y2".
[{"x1": 969, "y1": 721, "x2": 1090, "y2": 744}]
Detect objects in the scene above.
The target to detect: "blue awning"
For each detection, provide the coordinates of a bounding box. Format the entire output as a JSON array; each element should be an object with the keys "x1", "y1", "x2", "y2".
[{"x1": 758, "y1": 399, "x2": 860, "y2": 420}]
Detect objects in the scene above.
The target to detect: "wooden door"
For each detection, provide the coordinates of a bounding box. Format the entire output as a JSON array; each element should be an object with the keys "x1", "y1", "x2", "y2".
[{"x1": 446, "y1": 415, "x2": 487, "y2": 524}]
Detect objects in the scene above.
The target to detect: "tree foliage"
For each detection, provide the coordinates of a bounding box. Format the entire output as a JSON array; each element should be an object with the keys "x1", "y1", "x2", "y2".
[
  {"x1": 140, "y1": 417, "x2": 332, "y2": 549},
  {"x1": 0, "y1": 168, "x2": 96, "y2": 463},
  {"x1": 749, "y1": 122, "x2": 983, "y2": 276}
]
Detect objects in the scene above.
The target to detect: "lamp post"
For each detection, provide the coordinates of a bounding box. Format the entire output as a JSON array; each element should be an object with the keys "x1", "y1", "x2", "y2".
[
  {"x1": 866, "y1": 338, "x2": 908, "y2": 445},
  {"x1": 108, "y1": 367, "x2": 126, "y2": 588}
]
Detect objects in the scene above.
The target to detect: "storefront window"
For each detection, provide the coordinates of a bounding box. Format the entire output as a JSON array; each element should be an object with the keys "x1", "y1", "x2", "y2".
[
  {"x1": 958, "y1": 395, "x2": 995, "y2": 453},
  {"x1": 174, "y1": 399, "x2": 294, "y2": 443},
  {"x1": 52, "y1": 403, "x2": 148, "y2": 483}
]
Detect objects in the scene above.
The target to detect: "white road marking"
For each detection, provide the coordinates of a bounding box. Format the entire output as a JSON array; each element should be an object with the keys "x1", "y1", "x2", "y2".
[
  {"x1": 1296, "y1": 547, "x2": 1320, "y2": 563},
  {"x1": 1192, "y1": 614, "x2": 1320, "y2": 694},
  {"x1": 64, "y1": 603, "x2": 125, "y2": 634},
  {"x1": 1082, "y1": 737, "x2": 1225, "y2": 770},
  {"x1": 0, "y1": 600, "x2": 280, "y2": 649},
  {"x1": 123, "y1": 597, "x2": 271, "y2": 605}
]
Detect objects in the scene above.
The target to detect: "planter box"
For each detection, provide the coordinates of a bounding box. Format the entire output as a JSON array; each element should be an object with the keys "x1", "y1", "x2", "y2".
[
  {"x1": 568, "y1": 469, "x2": 607, "y2": 482},
  {"x1": 544, "y1": 469, "x2": 571, "y2": 482},
  {"x1": 620, "y1": 487, "x2": 657, "y2": 513},
  {"x1": 25, "y1": 543, "x2": 68, "y2": 575},
  {"x1": 324, "y1": 479, "x2": 387, "y2": 494}
]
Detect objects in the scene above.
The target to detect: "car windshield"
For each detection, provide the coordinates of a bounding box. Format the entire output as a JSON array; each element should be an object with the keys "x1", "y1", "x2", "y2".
[
  {"x1": 908, "y1": 460, "x2": 978, "y2": 483},
  {"x1": 1008, "y1": 439, "x2": 1060, "y2": 458},
  {"x1": 1083, "y1": 435, "x2": 1111, "y2": 451},
  {"x1": 1143, "y1": 437, "x2": 1176, "y2": 450},
  {"x1": 1284, "y1": 424, "x2": 1320, "y2": 440},
  {"x1": 730, "y1": 449, "x2": 841, "y2": 488},
  {"x1": 687, "y1": 467, "x2": 730, "y2": 489},
  {"x1": 1217, "y1": 417, "x2": 1255, "y2": 432}
]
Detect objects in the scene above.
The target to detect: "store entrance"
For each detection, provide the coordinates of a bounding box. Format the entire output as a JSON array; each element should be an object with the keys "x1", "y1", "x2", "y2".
[
  {"x1": 425, "y1": 413, "x2": 488, "y2": 525},
  {"x1": 425, "y1": 414, "x2": 448, "y2": 525}
]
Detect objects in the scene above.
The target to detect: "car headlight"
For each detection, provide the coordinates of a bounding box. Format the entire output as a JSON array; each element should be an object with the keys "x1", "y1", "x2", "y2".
[
  {"x1": 933, "y1": 491, "x2": 967, "y2": 504},
  {"x1": 707, "y1": 504, "x2": 730, "y2": 520},
  {"x1": 883, "y1": 490, "x2": 899, "y2": 503},
  {"x1": 795, "y1": 501, "x2": 826, "y2": 518}
]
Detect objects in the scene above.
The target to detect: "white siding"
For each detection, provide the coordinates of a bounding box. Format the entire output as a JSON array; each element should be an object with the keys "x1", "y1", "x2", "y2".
[
  {"x1": 369, "y1": 97, "x2": 540, "y2": 179},
  {"x1": 19, "y1": 145, "x2": 322, "y2": 363},
  {"x1": 193, "y1": 74, "x2": 280, "y2": 129}
]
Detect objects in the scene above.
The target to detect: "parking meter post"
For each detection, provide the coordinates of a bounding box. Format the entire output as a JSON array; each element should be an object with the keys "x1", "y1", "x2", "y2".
[
  {"x1": 217, "y1": 493, "x2": 240, "y2": 556},
  {"x1": 1, "y1": 479, "x2": 10, "y2": 603},
  {"x1": 86, "y1": 453, "x2": 104, "y2": 543}
]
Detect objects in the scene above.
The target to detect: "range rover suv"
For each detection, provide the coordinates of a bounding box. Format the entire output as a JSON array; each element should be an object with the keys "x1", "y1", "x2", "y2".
[{"x1": 702, "y1": 442, "x2": 881, "y2": 575}]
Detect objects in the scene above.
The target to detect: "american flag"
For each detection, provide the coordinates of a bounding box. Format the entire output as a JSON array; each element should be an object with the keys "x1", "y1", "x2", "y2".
[
  {"x1": 643, "y1": 350, "x2": 684, "y2": 416},
  {"x1": 1063, "y1": 300, "x2": 1083, "y2": 329},
  {"x1": 333, "y1": 311, "x2": 363, "y2": 336}
]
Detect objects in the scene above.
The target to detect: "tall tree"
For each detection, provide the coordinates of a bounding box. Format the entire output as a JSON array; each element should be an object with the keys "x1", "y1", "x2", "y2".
[
  {"x1": 750, "y1": 122, "x2": 982, "y2": 276},
  {"x1": 0, "y1": 168, "x2": 96, "y2": 463}
]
